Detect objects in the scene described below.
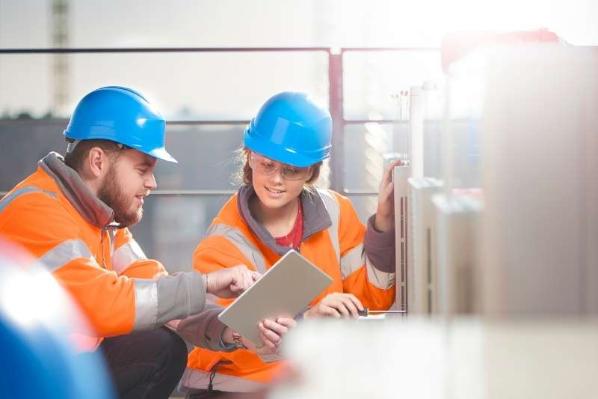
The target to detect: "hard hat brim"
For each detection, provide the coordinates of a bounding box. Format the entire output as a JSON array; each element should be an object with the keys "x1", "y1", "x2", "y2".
[{"x1": 147, "y1": 147, "x2": 178, "y2": 163}]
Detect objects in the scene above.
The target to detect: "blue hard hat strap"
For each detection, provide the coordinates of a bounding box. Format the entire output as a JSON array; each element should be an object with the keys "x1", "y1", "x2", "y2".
[{"x1": 65, "y1": 139, "x2": 80, "y2": 154}]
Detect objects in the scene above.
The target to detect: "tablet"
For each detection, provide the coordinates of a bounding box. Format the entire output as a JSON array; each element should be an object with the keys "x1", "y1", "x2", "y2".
[{"x1": 217, "y1": 250, "x2": 332, "y2": 345}]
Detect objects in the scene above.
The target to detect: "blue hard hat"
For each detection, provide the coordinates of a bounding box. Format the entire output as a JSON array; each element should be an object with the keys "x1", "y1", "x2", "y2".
[
  {"x1": 243, "y1": 92, "x2": 332, "y2": 167},
  {"x1": 0, "y1": 239, "x2": 114, "y2": 399},
  {"x1": 64, "y1": 86, "x2": 177, "y2": 163}
]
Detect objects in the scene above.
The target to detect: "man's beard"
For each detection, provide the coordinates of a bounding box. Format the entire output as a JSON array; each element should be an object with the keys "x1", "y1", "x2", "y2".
[{"x1": 97, "y1": 167, "x2": 142, "y2": 227}]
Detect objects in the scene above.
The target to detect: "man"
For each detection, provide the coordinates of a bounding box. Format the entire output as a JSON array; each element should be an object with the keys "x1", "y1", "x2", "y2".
[{"x1": 0, "y1": 86, "x2": 294, "y2": 398}]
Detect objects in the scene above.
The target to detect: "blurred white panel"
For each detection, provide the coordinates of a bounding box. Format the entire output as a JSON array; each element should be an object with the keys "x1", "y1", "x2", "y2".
[
  {"x1": 433, "y1": 193, "x2": 482, "y2": 316},
  {"x1": 474, "y1": 45, "x2": 598, "y2": 315},
  {"x1": 408, "y1": 177, "x2": 443, "y2": 314},
  {"x1": 272, "y1": 319, "x2": 447, "y2": 399},
  {"x1": 273, "y1": 318, "x2": 598, "y2": 399}
]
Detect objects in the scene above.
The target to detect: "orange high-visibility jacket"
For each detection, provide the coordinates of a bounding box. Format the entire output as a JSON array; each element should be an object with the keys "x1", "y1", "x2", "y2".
[
  {"x1": 185, "y1": 185, "x2": 396, "y2": 388},
  {"x1": 0, "y1": 152, "x2": 224, "y2": 350}
]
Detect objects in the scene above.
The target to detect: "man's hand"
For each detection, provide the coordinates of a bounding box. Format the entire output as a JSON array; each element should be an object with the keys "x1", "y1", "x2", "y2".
[
  {"x1": 205, "y1": 265, "x2": 260, "y2": 298},
  {"x1": 304, "y1": 292, "x2": 364, "y2": 319},
  {"x1": 374, "y1": 159, "x2": 404, "y2": 232}
]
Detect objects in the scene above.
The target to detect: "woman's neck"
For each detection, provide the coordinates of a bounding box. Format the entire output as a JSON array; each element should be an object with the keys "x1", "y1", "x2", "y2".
[{"x1": 250, "y1": 195, "x2": 300, "y2": 238}]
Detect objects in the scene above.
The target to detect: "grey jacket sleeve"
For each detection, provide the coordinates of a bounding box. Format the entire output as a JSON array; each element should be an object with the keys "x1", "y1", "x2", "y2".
[
  {"x1": 155, "y1": 271, "x2": 207, "y2": 324},
  {"x1": 133, "y1": 271, "x2": 208, "y2": 331},
  {"x1": 175, "y1": 304, "x2": 237, "y2": 352},
  {"x1": 363, "y1": 215, "x2": 396, "y2": 273},
  {"x1": 135, "y1": 271, "x2": 235, "y2": 351}
]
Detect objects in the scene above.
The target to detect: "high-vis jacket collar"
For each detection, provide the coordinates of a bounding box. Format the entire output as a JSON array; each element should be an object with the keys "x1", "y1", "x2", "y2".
[
  {"x1": 237, "y1": 185, "x2": 332, "y2": 256},
  {"x1": 39, "y1": 152, "x2": 115, "y2": 228}
]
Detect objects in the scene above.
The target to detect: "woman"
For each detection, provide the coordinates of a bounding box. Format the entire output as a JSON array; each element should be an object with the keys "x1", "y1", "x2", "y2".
[{"x1": 183, "y1": 92, "x2": 399, "y2": 397}]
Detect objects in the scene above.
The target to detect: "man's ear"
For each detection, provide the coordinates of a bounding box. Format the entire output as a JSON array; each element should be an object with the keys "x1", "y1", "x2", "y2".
[{"x1": 86, "y1": 147, "x2": 110, "y2": 178}]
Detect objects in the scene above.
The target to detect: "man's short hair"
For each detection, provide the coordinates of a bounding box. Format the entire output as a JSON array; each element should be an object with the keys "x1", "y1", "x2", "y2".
[{"x1": 64, "y1": 140, "x2": 123, "y2": 172}]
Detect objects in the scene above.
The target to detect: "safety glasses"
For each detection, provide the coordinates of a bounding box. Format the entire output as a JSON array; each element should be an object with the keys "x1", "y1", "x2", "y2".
[{"x1": 249, "y1": 153, "x2": 312, "y2": 181}]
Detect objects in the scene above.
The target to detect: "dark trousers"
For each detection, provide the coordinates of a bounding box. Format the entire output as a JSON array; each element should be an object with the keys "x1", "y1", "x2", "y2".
[{"x1": 99, "y1": 327, "x2": 188, "y2": 399}]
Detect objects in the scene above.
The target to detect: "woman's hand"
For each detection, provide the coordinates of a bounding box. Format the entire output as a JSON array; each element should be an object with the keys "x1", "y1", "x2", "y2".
[
  {"x1": 247, "y1": 317, "x2": 296, "y2": 356},
  {"x1": 304, "y1": 292, "x2": 364, "y2": 319},
  {"x1": 224, "y1": 317, "x2": 296, "y2": 356},
  {"x1": 374, "y1": 159, "x2": 404, "y2": 232}
]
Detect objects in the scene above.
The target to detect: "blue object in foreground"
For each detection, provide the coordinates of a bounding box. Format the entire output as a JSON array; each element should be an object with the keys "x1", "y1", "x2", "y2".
[{"x1": 0, "y1": 239, "x2": 114, "y2": 399}]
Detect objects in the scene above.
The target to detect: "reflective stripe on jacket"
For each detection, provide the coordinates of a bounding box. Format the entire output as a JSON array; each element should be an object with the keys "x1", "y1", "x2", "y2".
[
  {"x1": 0, "y1": 152, "x2": 208, "y2": 348},
  {"x1": 185, "y1": 186, "x2": 396, "y2": 387}
]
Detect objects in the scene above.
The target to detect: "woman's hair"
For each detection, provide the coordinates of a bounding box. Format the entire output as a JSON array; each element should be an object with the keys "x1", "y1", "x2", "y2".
[{"x1": 233, "y1": 148, "x2": 321, "y2": 190}]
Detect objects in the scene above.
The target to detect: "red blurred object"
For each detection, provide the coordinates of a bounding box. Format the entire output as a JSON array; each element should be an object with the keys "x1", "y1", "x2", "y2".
[{"x1": 441, "y1": 28, "x2": 561, "y2": 73}]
